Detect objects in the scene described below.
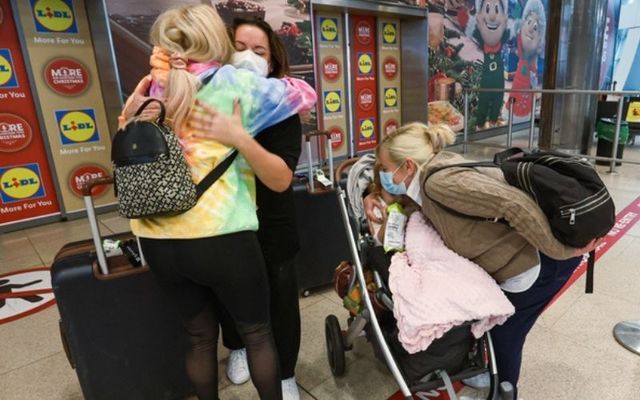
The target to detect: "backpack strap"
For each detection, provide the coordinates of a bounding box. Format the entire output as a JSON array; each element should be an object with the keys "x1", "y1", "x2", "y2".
[
  {"x1": 194, "y1": 150, "x2": 239, "y2": 198},
  {"x1": 422, "y1": 161, "x2": 506, "y2": 224}
]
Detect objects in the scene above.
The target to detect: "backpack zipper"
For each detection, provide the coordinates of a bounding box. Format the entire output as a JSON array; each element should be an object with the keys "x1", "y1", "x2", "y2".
[
  {"x1": 559, "y1": 187, "x2": 608, "y2": 211},
  {"x1": 560, "y1": 193, "x2": 611, "y2": 223}
]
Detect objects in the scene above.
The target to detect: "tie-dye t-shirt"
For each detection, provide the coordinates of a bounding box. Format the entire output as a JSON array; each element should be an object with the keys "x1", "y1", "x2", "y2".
[{"x1": 130, "y1": 65, "x2": 316, "y2": 239}]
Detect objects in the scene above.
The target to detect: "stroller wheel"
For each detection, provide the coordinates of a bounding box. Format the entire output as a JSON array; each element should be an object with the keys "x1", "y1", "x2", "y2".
[{"x1": 325, "y1": 314, "x2": 346, "y2": 376}]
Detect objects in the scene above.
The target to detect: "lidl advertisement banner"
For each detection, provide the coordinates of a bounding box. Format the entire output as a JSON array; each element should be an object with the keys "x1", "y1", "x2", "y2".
[
  {"x1": 0, "y1": 0, "x2": 60, "y2": 226},
  {"x1": 14, "y1": 0, "x2": 116, "y2": 214}
]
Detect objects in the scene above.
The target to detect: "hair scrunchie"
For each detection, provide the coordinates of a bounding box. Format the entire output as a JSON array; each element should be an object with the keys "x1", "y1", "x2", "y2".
[{"x1": 169, "y1": 52, "x2": 188, "y2": 70}]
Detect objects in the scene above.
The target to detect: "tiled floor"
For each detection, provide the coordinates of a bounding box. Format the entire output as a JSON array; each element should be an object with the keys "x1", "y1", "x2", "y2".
[{"x1": 1, "y1": 137, "x2": 639, "y2": 399}]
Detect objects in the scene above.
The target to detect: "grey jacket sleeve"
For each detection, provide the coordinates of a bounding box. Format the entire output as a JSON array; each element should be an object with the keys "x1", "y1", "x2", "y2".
[{"x1": 425, "y1": 166, "x2": 578, "y2": 260}]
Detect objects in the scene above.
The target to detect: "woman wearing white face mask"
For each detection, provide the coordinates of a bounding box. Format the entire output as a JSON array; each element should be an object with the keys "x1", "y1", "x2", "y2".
[
  {"x1": 188, "y1": 18, "x2": 306, "y2": 400},
  {"x1": 365, "y1": 122, "x2": 601, "y2": 397},
  {"x1": 120, "y1": 9, "x2": 314, "y2": 399}
]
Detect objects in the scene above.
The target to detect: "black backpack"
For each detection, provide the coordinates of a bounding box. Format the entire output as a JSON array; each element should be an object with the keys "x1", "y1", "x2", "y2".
[
  {"x1": 424, "y1": 148, "x2": 615, "y2": 293},
  {"x1": 425, "y1": 148, "x2": 615, "y2": 248}
]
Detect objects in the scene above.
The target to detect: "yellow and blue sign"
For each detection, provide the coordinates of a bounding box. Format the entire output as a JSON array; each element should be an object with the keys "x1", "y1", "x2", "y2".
[
  {"x1": 384, "y1": 87, "x2": 398, "y2": 108},
  {"x1": 0, "y1": 49, "x2": 19, "y2": 89},
  {"x1": 382, "y1": 23, "x2": 397, "y2": 45},
  {"x1": 359, "y1": 118, "x2": 375, "y2": 140},
  {"x1": 357, "y1": 52, "x2": 373, "y2": 76},
  {"x1": 31, "y1": 0, "x2": 78, "y2": 34},
  {"x1": 319, "y1": 17, "x2": 339, "y2": 42},
  {"x1": 55, "y1": 108, "x2": 99, "y2": 145},
  {"x1": 324, "y1": 90, "x2": 342, "y2": 114},
  {"x1": 0, "y1": 164, "x2": 46, "y2": 203}
]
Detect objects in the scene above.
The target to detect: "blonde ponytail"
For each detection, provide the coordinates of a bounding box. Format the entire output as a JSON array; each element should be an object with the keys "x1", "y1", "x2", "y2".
[
  {"x1": 424, "y1": 124, "x2": 456, "y2": 154},
  {"x1": 149, "y1": 5, "x2": 234, "y2": 130},
  {"x1": 377, "y1": 122, "x2": 456, "y2": 168}
]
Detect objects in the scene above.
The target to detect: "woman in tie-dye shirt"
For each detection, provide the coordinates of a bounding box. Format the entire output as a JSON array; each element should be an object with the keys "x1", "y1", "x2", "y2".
[{"x1": 120, "y1": 5, "x2": 316, "y2": 400}]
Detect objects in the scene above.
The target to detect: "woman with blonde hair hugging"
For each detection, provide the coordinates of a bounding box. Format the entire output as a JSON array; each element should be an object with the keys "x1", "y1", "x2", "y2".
[
  {"x1": 119, "y1": 5, "x2": 315, "y2": 400},
  {"x1": 361, "y1": 122, "x2": 600, "y2": 397}
]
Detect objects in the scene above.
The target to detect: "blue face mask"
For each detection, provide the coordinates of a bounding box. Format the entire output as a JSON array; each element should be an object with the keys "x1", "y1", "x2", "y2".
[{"x1": 379, "y1": 162, "x2": 408, "y2": 195}]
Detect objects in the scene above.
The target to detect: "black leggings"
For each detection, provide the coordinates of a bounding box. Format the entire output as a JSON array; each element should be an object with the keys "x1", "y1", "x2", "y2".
[
  {"x1": 217, "y1": 256, "x2": 301, "y2": 378},
  {"x1": 140, "y1": 232, "x2": 282, "y2": 400}
]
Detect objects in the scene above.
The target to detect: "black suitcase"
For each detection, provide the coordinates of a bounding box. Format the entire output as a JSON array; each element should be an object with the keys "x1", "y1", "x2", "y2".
[
  {"x1": 52, "y1": 177, "x2": 192, "y2": 400},
  {"x1": 294, "y1": 131, "x2": 350, "y2": 295}
]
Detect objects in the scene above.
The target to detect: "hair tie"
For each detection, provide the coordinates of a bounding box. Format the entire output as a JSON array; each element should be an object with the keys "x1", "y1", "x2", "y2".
[{"x1": 169, "y1": 52, "x2": 188, "y2": 70}]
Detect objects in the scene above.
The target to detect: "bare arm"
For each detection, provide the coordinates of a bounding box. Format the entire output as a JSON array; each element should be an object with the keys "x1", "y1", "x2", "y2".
[{"x1": 189, "y1": 99, "x2": 292, "y2": 192}]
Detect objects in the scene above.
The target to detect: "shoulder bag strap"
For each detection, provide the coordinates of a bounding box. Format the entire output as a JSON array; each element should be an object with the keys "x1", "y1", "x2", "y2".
[{"x1": 421, "y1": 161, "x2": 506, "y2": 223}]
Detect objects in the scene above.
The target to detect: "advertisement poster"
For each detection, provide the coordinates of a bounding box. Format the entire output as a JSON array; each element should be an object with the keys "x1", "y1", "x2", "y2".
[
  {"x1": 0, "y1": 0, "x2": 60, "y2": 226},
  {"x1": 612, "y1": 0, "x2": 640, "y2": 91},
  {"x1": 377, "y1": 17, "x2": 402, "y2": 138},
  {"x1": 314, "y1": 12, "x2": 349, "y2": 157},
  {"x1": 14, "y1": 0, "x2": 116, "y2": 214},
  {"x1": 427, "y1": 0, "x2": 549, "y2": 133},
  {"x1": 107, "y1": 0, "x2": 315, "y2": 124},
  {"x1": 599, "y1": 0, "x2": 621, "y2": 90},
  {"x1": 351, "y1": 15, "x2": 378, "y2": 152},
  {"x1": 106, "y1": 0, "x2": 317, "y2": 160}
]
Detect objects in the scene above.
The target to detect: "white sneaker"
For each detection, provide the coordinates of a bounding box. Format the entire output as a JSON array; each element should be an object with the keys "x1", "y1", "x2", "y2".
[
  {"x1": 281, "y1": 376, "x2": 301, "y2": 400},
  {"x1": 226, "y1": 348, "x2": 250, "y2": 385}
]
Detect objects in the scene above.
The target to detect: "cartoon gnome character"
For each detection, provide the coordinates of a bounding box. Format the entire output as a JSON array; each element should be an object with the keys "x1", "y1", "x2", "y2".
[
  {"x1": 507, "y1": 0, "x2": 545, "y2": 117},
  {"x1": 469, "y1": 0, "x2": 510, "y2": 129}
]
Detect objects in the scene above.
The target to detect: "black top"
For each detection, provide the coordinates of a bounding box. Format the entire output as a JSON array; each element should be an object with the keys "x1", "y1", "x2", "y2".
[{"x1": 255, "y1": 114, "x2": 302, "y2": 264}]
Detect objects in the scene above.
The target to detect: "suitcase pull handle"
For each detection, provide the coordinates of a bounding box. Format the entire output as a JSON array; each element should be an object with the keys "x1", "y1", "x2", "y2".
[
  {"x1": 304, "y1": 130, "x2": 334, "y2": 193},
  {"x1": 82, "y1": 177, "x2": 115, "y2": 276},
  {"x1": 81, "y1": 176, "x2": 114, "y2": 196}
]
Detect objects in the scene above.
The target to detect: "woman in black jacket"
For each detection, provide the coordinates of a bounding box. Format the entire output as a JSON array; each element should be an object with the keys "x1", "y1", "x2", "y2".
[{"x1": 190, "y1": 18, "x2": 305, "y2": 400}]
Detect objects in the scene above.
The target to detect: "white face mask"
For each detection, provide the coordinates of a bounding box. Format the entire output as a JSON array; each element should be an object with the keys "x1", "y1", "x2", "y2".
[
  {"x1": 406, "y1": 172, "x2": 423, "y2": 206},
  {"x1": 231, "y1": 50, "x2": 269, "y2": 77}
]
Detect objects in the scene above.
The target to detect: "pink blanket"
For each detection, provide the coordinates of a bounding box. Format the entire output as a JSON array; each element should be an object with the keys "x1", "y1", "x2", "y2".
[{"x1": 388, "y1": 213, "x2": 515, "y2": 354}]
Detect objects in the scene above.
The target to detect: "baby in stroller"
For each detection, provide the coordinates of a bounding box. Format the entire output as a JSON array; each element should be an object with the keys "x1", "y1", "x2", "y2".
[{"x1": 328, "y1": 155, "x2": 516, "y2": 400}]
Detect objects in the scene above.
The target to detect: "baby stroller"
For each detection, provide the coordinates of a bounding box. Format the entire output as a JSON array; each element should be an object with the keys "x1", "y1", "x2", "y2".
[{"x1": 324, "y1": 158, "x2": 515, "y2": 400}]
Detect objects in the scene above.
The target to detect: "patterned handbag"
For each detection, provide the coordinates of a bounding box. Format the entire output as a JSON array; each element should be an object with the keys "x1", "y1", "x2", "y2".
[{"x1": 111, "y1": 99, "x2": 237, "y2": 219}]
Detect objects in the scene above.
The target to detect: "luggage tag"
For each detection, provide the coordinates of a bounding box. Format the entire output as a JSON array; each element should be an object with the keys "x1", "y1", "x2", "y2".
[{"x1": 315, "y1": 169, "x2": 333, "y2": 187}]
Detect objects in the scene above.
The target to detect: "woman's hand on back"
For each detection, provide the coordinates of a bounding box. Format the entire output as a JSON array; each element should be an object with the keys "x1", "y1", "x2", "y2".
[
  {"x1": 119, "y1": 75, "x2": 163, "y2": 127},
  {"x1": 189, "y1": 99, "x2": 247, "y2": 147},
  {"x1": 572, "y1": 237, "x2": 604, "y2": 257}
]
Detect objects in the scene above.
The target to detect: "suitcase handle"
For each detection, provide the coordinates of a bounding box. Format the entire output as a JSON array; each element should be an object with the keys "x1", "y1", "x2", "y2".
[
  {"x1": 82, "y1": 177, "x2": 114, "y2": 276},
  {"x1": 82, "y1": 177, "x2": 146, "y2": 276},
  {"x1": 81, "y1": 176, "x2": 114, "y2": 196},
  {"x1": 305, "y1": 130, "x2": 334, "y2": 192},
  {"x1": 304, "y1": 130, "x2": 331, "y2": 141}
]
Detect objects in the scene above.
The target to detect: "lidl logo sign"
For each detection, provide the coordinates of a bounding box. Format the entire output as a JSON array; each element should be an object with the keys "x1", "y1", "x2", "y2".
[
  {"x1": 0, "y1": 49, "x2": 18, "y2": 89},
  {"x1": 382, "y1": 23, "x2": 397, "y2": 45},
  {"x1": 31, "y1": 0, "x2": 78, "y2": 34},
  {"x1": 55, "y1": 109, "x2": 99, "y2": 145},
  {"x1": 384, "y1": 87, "x2": 398, "y2": 108},
  {"x1": 320, "y1": 17, "x2": 338, "y2": 42},
  {"x1": 360, "y1": 118, "x2": 375, "y2": 140},
  {"x1": 0, "y1": 164, "x2": 46, "y2": 204},
  {"x1": 324, "y1": 91, "x2": 342, "y2": 114},
  {"x1": 357, "y1": 52, "x2": 373, "y2": 76}
]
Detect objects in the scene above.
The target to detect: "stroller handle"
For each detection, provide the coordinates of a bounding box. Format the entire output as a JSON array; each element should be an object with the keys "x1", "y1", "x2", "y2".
[
  {"x1": 334, "y1": 157, "x2": 361, "y2": 184},
  {"x1": 335, "y1": 186, "x2": 413, "y2": 398}
]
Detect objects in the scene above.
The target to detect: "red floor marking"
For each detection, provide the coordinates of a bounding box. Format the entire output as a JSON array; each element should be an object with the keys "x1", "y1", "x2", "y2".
[
  {"x1": 549, "y1": 195, "x2": 640, "y2": 306},
  {"x1": 387, "y1": 381, "x2": 464, "y2": 400},
  {"x1": 389, "y1": 195, "x2": 640, "y2": 399}
]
